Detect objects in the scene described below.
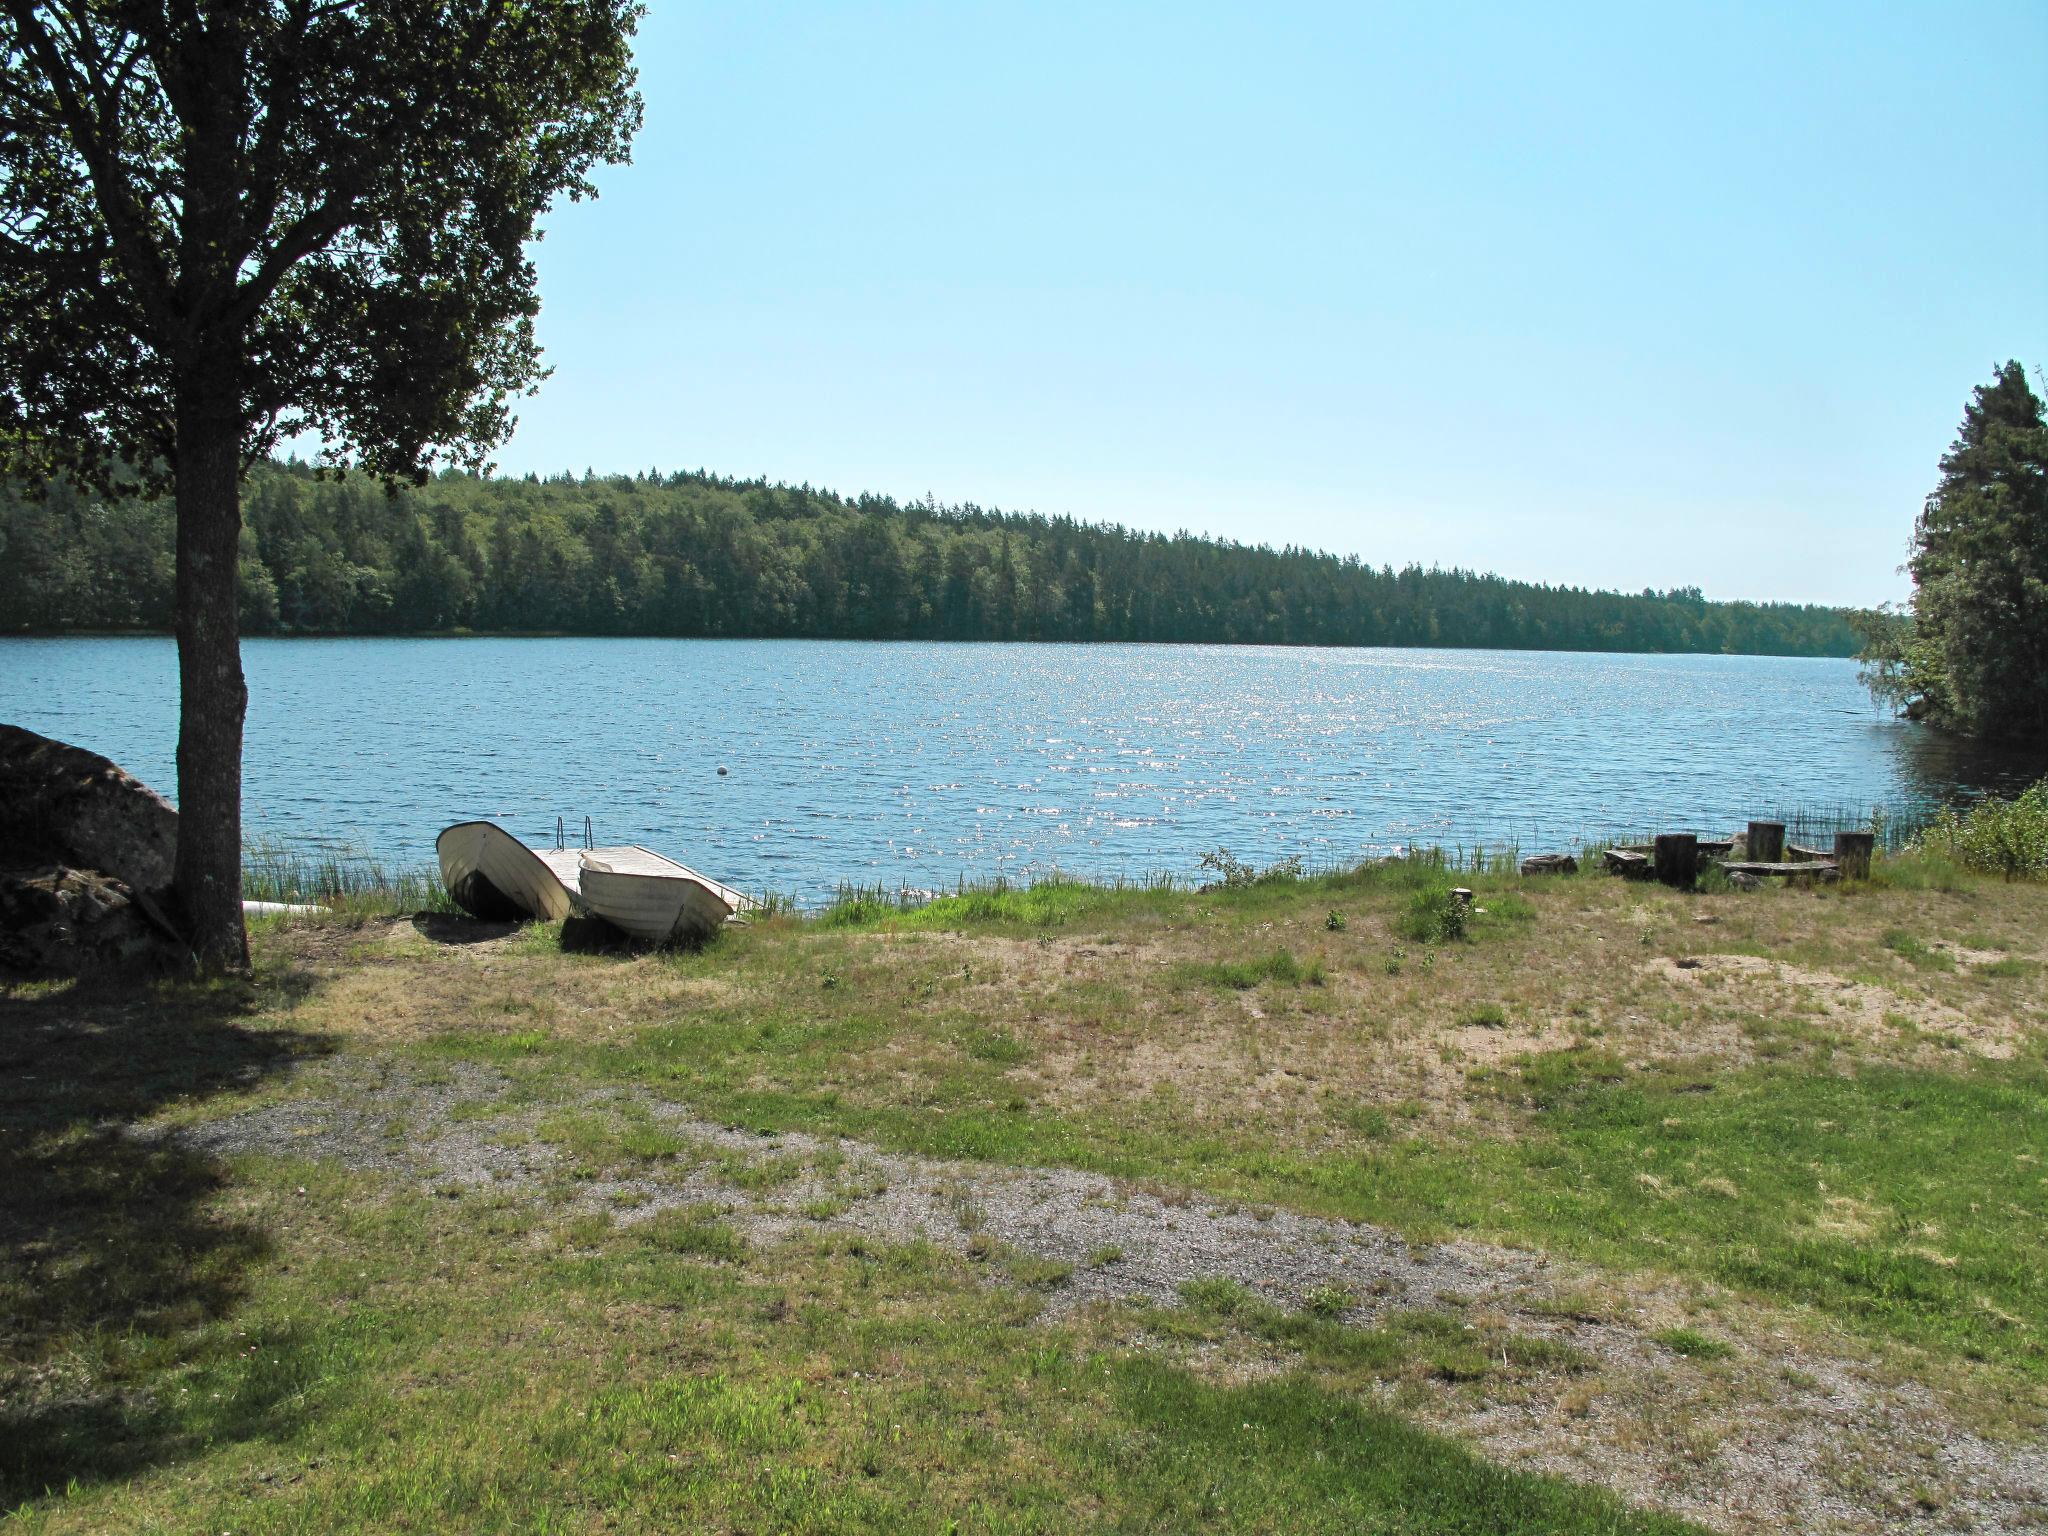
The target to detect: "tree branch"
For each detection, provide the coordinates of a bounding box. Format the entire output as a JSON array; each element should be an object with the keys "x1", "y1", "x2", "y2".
[{"x1": 1, "y1": 0, "x2": 175, "y2": 333}]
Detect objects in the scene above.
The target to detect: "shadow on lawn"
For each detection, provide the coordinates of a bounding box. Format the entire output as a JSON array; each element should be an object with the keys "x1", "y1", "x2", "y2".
[{"x1": 0, "y1": 965, "x2": 332, "y2": 1507}]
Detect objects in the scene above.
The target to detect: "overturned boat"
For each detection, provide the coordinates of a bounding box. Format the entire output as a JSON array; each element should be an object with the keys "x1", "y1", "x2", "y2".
[
  {"x1": 435, "y1": 821, "x2": 577, "y2": 923},
  {"x1": 437, "y1": 821, "x2": 755, "y2": 942},
  {"x1": 578, "y1": 847, "x2": 755, "y2": 946}
]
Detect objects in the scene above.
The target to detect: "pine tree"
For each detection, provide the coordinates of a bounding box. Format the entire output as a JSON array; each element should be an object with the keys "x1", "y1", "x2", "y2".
[{"x1": 1865, "y1": 363, "x2": 2048, "y2": 742}]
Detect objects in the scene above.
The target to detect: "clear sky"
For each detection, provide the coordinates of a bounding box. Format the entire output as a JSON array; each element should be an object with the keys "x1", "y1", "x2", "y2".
[{"x1": 491, "y1": 1, "x2": 2048, "y2": 607}]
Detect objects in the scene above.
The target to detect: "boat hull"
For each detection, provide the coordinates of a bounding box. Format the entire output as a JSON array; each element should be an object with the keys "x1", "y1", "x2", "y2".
[
  {"x1": 578, "y1": 851, "x2": 740, "y2": 946},
  {"x1": 436, "y1": 822, "x2": 575, "y2": 922}
]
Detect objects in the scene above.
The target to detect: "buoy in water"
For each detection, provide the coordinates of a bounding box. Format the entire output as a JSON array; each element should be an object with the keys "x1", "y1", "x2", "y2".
[{"x1": 716, "y1": 765, "x2": 729, "y2": 776}]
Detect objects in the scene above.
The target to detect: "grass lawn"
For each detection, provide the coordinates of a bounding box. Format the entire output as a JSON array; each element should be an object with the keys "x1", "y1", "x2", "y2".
[{"x1": 4, "y1": 853, "x2": 2045, "y2": 1532}]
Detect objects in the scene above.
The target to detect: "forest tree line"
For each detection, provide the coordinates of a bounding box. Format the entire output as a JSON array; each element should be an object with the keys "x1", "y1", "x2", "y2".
[{"x1": 1, "y1": 462, "x2": 1857, "y2": 655}]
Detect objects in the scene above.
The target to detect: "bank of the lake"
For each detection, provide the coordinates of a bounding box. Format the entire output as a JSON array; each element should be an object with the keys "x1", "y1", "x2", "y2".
[{"x1": 5, "y1": 851, "x2": 2045, "y2": 1534}]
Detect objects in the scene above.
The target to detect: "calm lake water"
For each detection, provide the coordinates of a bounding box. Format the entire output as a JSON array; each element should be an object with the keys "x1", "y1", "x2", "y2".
[{"x1": 3, "y1": 637, "x2": 2040, "y2": 904}]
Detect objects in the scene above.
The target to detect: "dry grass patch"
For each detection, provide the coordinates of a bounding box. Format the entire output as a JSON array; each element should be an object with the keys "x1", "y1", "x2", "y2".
[{"x1": 1644, "y1": 954, "x2": 2027, "y2": 1061}]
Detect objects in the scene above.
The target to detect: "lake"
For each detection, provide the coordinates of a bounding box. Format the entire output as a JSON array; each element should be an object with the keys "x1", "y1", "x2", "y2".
[{"x1": 3, "y1": 637, "x2": 2040, "y2": 904}]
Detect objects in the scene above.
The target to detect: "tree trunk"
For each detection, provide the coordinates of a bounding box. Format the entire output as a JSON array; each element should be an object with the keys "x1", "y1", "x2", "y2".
[{"x1": 172, "y1": 379, "x2": 249, "y2": 972}]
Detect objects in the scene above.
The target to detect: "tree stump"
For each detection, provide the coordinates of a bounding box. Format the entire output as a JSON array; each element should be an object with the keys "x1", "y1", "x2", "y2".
[
  {"x1": 1603, "y1": 848, "x2": 1650, "y2": 879},
  {"x1": 1519, "y1": 852, "x2": 1578, "y2": 877},
  {"x1": 1833, "y1": 831, "x2": 1875, "y2": 881},
  {"x1": 1747, "y1": 821, "x2": 1785, "y2": 864},
  {"x1": 1654, "y1": 833, "x2": 1698, "y2": 889}
]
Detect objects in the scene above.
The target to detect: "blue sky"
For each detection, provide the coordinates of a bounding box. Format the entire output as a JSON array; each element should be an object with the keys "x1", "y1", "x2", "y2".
[{"x1": 493, "y1": 2, "x2": 2048, "y2": 606}]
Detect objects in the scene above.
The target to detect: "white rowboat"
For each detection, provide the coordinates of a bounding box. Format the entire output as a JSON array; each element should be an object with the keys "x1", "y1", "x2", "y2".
[
  {"x1": 578, "y1": 847, "x2": 754, "y2": 946},
  {"x1": 436, "y1": 821, "x2": 576, "y2": 922}
]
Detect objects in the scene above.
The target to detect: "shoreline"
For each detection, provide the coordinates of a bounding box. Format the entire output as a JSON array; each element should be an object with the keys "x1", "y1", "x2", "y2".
[{"x1": 0, "y1": 629, "x2": 1863, "y2": 660}]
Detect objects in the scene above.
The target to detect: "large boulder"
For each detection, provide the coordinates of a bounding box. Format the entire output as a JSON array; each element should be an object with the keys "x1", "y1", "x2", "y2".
[
  {"x1": 0, "y1": 724, "x2": 177, "y2": 895},
  {"x1": 0, "y1": 865, "x2": 178, "y2": 974},
  {"x1": 0, "y1": 725, "x2": 187, "y2": 974}
]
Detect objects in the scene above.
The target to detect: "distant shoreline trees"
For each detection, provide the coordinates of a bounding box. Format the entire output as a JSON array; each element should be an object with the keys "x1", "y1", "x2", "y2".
[
  {"x1": 1, "y1": 462, "x2": 1857, "y2": 656},
  {"x1": 1856, "y1": 362, "x2": 2048, "y2": 744}
]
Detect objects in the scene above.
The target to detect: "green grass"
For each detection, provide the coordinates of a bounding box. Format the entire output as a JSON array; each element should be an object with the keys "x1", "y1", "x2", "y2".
[
  {"x1": 1396, "y1": 885, "x2": 1469, "y2": 944},
  {"x1": 242, "y1": 837, "x2": 456, "y2": 916},
  {"x1": 1187, "y1": 948, "x2": 1326, "y2": 990},
  {"x1": 534, "y1": 1017, "x2": 2048, "y2": 1375},
  {"x1": 1164, "y1": 1279, "x2": 1593, "y2": 1385},
  {"x1": 14, "y1": 846, "x2": 2044, "y2": 1530},
  {"x1": 1881, "y1": 928, "x2": 1955, "y2": 972},
  {"x1": 1433, "y1": 1051, "x2": 2048, "y2": 1372},
  {"x1": 1653, "y1": 1327, "x2": 1734, "y2": 1361},
  {"x1": 0, "y1": 1157, "x2": 1699, "y2": 1533},
  {"x1": 820, "y1": 873, "x2": 1183, "y2": 932},
  {"x1": 640, "y1": 1203, "x2": 748, "y2": 1262}
]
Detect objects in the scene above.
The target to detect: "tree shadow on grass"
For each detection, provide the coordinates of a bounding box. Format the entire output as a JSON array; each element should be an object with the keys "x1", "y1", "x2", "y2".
[{"x1": 0, "y1": 964, "x2": 333, "y2": 1507}]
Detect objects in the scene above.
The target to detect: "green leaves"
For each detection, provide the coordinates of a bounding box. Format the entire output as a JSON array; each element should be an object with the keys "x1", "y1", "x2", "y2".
[
  {"x1": 0, "y1": 1, "x2": 645, "y2": 495},
  {"x1": 1870, "y1": 361, "x2": 2048, "y2": 742}
]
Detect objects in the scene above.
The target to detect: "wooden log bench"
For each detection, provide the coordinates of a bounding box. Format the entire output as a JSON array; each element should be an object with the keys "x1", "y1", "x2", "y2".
[
  {"x1": 1602, "y1": 848, "x2": 1651, "y2": 878},
  {"x1": 1717, "y1": 859, "x2": 1840, "y2": 883}
]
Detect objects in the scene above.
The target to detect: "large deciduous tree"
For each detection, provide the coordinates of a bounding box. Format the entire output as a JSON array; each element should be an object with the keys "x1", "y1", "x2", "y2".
[
  {"x1": 1858, "y1": 362, "x2": 2048, "y2": 744},
  {"x1": 0, "y1": 1, "x2": 642, "y2": 968}
]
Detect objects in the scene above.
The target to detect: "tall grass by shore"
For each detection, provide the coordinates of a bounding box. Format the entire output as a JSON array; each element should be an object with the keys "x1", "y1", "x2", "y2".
[
  {"x1": 242, "y1": 838, "x2": 456, "y2": 915},
  {"x1": 240, "y1": 786, "x2": 2042, "y2": 924}
]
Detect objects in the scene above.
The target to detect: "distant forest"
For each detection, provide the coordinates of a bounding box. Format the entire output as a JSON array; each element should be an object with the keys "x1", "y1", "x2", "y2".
[{"x1": 1, "y1": 463, "x2": 1856, "y2": 655}]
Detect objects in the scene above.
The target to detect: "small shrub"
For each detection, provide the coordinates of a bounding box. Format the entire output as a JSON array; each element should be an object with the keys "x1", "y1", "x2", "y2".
[
  {"x1": 1197, "y1": 849, "x2": 1256, "y2": 889},
  {"x1": 1462, "y1": 1002, "x2": 1508, "y2": 1029},
  {"x1": 1911, "y1": 778, "x2": 2048, "y2": 879},
  {"x1": 1395, "y1": 885, "x2": 1468, "y2": 944},
  {"x1": 1325, "y1": 909, "x2": 1347, "y2": 931},
  {"x1": 1179, "y1": 1276, "x2": 1256, "y2": 1316},
  {"x1": 1305, "y1": 1284, "x2": 1355, "y2": 1319},
  {"x1": 1199, "y1": 849, "x2": 1308, "y2": 891}
]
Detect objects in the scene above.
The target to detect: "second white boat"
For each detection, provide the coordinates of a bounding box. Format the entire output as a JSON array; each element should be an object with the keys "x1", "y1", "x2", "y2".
[{"x1": 577, "y1": 847, "x2": 756, "y2": 946}]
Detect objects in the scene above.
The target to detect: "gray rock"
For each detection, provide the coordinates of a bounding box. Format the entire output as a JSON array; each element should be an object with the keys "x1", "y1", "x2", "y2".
[
  {"x1": 0, "y1": 724, "x2": 178, "y2": 895},
  {"x1": 0, "y1": 865, "x2": 180, "y2": 974},
  {"x1": 1726, "y1": 869, "x2": 1763, "y2": 891}
]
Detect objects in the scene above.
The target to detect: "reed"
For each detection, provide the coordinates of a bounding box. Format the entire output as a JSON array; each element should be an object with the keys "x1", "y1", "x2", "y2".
[{"x1": 242, "y1": 837, "x2": 457, "y2": 915}]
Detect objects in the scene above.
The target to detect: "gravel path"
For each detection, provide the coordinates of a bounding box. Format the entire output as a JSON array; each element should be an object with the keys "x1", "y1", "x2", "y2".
[{"x1": 159, "y1": 1056, "x2": 2048, "y2": 1536}]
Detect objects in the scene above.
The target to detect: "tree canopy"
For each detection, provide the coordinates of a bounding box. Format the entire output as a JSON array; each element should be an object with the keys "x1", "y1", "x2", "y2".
[
  {"x1": 2, "y1": 460, "x2": 1860, "y2": 656},
  {"x1": 1858, "y1": 362, "x2": 2048, "y2": 743},
  {"x1": 0, "y1": 1, "x2": 642, "y2": 968},
  {"x1": 0, "y1": 0, "x2": 642, "y2": 493}
]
